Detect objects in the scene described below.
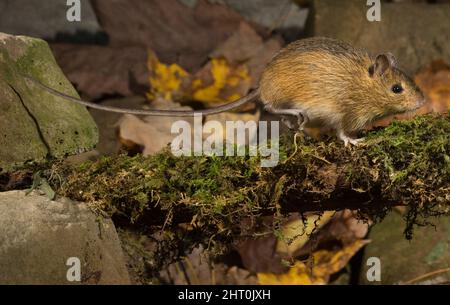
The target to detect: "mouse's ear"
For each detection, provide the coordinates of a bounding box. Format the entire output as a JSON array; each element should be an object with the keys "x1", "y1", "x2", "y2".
[{"x1": 369, "y1": 53, "x2": 397, "y2": 77}]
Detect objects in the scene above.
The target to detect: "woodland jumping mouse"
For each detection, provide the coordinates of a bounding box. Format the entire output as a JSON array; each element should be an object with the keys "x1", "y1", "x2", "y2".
[
  {"x1": 17, "y1": 37, "x2": 425, "y2": 146},
  {"x1": 259, "y1": 37, "x2": 425, "y2": 145}
]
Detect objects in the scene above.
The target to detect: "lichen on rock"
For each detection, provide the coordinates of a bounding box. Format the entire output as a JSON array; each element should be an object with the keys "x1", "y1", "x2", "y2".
[{"x1": 0, "y1": 32, "x2": 98, "y2": 173}]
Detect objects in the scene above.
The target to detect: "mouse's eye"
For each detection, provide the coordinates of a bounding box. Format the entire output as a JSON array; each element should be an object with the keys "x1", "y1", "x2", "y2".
[{"x1": 392, "y1": 84, "x2": 404, "y2": 94}]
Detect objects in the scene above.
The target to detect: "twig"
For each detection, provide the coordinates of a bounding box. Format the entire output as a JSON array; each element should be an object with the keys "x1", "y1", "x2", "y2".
[
  {"x1": 310, "y1": 154, "x2": 332, "y2": 165},
  {"x1": 283, "y1": 132, "x2": 301, "y2": 164},
  {"x1": 403, "y1": 267, "x2": 450, "y2": 284}
]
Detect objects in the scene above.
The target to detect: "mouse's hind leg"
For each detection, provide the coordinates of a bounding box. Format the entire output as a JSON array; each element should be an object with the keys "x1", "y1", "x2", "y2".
[
  {"x1": 264, "y1": 105, "x2": 308, "y2": 131},
  {"x1": 281, "y1": 116, "x2": 295, "y2": 130}
]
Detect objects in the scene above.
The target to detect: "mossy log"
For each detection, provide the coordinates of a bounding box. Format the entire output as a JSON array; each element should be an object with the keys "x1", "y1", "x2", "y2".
[{"x1": 45, "y1": 114, "x2": 449, "y2": 245}]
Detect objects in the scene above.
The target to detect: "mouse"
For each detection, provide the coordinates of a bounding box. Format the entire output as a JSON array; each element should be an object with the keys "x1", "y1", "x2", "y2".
[{"x1": 17, "y1": 37, "x2": 425, "y2": 146}]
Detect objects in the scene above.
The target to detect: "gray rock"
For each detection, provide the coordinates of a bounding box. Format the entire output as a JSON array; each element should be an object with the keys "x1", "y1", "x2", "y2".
[
  {"x1": 0, "y1": 190, "x2": 131, "y2": 284},
  {"x1": 360, "y1": 212, "x2": 450, "y2": 285},
  {"x1": 312, "y1": 0, "x2": 450, "y2": 74},
  {"x1": 0, "y1": 32, "x2": 98, "y2": 173},
  {"x1": 0, "y1": 0, "x2": 102, "y2": 42}
]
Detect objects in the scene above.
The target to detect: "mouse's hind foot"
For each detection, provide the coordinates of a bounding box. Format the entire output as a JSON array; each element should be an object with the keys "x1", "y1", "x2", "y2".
[
  {"x1": 281, "y1": 116, "x2": 295, "y2": 130},
  {"x1": 337, "y1": 130, "x2": 365, "y2": 146}
]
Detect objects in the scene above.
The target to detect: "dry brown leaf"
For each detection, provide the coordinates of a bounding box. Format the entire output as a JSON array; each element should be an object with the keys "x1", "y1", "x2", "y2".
[
  {"x1": 118, "y1": 114, "x2": 169, "y2": 156},
  {"x1": 118, "y1": 98, "x2": 198, "y2": 155},
  {"x1": 203, "y1": 111, "x2": 261, "y2": 144},
  {"x1": 328, "y1": 210, "x2": 371, "y2": 245},
  {"x1": 51, "y1": 45, "x2": 149, "y2": 99},
  {"x1": 118, "y1": 95, "x2": 261, "y2": 156},
  {"x1": 92, "y1": 0, "x2": 247, "y2": 72},
  {"x1": 210, "y1": 22, "x2": 282, "y2": 87},
  {"x1": 415, "y1": 60, "x2": 450, "y2": 113},
  {"x1": 237, "y1": 234, "x2": 285, "y2": 274},
  {"x1": 159, "y1": 246, "x2": 258, "y2": 285},
  {"x1": 210, "y1": 22, "x2": 264, "y2": 64}
]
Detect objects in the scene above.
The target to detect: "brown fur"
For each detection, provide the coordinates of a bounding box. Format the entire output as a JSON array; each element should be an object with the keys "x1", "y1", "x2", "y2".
[{"x1": 259, "y1": 37, "x2": 425, "y2": 136}]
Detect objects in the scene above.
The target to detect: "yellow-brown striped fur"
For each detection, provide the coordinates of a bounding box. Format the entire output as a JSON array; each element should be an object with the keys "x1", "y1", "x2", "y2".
[{"x1": 260, "y1": 37, "x2": 425, "y2": 144}]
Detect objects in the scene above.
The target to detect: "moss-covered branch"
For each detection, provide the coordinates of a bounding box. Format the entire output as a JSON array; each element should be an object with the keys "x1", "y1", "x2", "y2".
[{"x1": 45, "y1": 114, "x2": 449, "y2": 246}]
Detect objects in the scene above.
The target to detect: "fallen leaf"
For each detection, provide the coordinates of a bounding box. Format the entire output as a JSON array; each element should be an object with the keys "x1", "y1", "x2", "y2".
[
  {"x1": 257, "y1": 239, "x2": 370, "y2": 285},
  {"x1": 210, "y1": 22, "x2": 282, "y2": 87},
  {"x1": 328, "y1": 210, "x2": 371, "y2": 245},
  {"x1": 210, "y1": 22, "x2": 264, "y2": 65},
  {"x1": 237, "y1": 234, "x2": 286, "y2": 274},
  {"x1": 118, "y1": 98, "x2": 198, "y2": 156},
  {"x1": 276, "y1": 211, "x2": 335, "y2": 257},
  {"x1": 160, "y1": 246, "x2": 258, "y2": 285},
  {"x1": 147, "y1": 52, "x2": 253, "y2": 107},
  {"x1": 146, "y1": 51, "x2": 190, "y2": 101},
  {"x1": 415, "y1": 60, "x2": 450, "y2": 113},
  {"x1": 258, "y1": 261, "x2": 322, "y2": 285},
  {"x1": 191, "y1": 58, "x2": 252, "y2": 106},
  {"x1": 51, "y1": 44, "x2": 149, "y2": 99},
  {"x1": 92, "y1": 0, "x2": 247, "y2": 72},
  {"x1": 293, "y1": 209, "x2": 371, "y2": 259},
  {"x1": 311, "y1": 239, "x2": 370, "y2": 280},
  {"x1": 236, "y1": 211, "x2": 335, "y2": 274},
  {"x1": 143, "y1": 22, "x2": 281, "y2": 107},
  {"x1": 203, "y1": 110, "x2": 261, "y2": 145}
]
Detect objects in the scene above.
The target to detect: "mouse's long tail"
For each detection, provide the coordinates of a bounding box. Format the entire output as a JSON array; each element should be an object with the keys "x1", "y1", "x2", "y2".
[{"x1": 20, "y1": 74, "x2": 260, "y2": 117}]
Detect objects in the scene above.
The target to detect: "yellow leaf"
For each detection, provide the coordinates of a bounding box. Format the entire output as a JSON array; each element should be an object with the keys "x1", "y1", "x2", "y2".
[
  {"x1": 312, "y1": 239, "x2": 370, "y2": 279},
  {"x1": 258, "y1": 239, "x2": 370, "y2": 285},
  {"x1": 147, "y1": 51, "x2": 189, "y2": 101},
  {"x1": 146, "y1": 52, "x2": 251, "y2": 106},
  {"x1": 257, "y1": 261, "x2": 325, "y2": 285},
  {"x1": 192, "y1": 58, "x2": 251, "y2": 104}
]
